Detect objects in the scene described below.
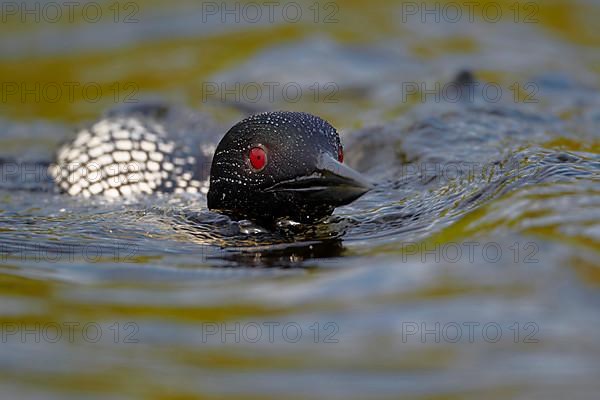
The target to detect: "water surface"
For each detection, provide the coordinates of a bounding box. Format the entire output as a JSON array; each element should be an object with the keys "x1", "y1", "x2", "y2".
[{"x1": 1, "y1": 1, "x2": 599, "y2": 398}]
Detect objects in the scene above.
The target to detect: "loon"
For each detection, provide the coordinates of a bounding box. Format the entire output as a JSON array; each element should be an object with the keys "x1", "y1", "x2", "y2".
[{"x1": 50, "y1": 107, "x2": 372, "y2": 223}]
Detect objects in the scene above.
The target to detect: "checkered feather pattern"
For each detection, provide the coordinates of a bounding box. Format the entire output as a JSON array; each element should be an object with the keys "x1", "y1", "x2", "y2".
[{"x1": 50, "y1": 116, "x2": 211, "y2": 197}]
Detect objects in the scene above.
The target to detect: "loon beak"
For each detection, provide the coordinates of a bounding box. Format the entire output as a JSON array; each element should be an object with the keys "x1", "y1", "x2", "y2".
[{"x1": 265, "y1": 153, "x2": 373, "y2": 206}]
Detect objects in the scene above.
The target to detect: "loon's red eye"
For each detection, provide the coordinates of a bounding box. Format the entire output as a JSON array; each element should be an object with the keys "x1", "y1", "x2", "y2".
[
  {"x1": 249, "y1": 146, "x2": 267, "y2": 171},
  {"x1": 338, "y1": 146, "x2": 344, "y2": 163}
]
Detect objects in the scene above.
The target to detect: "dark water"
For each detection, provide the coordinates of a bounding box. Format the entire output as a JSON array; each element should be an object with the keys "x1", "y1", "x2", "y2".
[{"x1": 1, "y1": 1, "x2": 599, "y2": 399}]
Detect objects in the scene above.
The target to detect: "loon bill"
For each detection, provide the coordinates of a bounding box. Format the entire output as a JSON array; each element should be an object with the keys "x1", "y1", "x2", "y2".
[{"x1": 50, "y1": 109, "x2": 373, "y2": 223}]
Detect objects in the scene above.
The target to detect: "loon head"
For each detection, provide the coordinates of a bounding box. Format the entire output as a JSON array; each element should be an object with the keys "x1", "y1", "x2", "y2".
[{"x1": 207, "y1": 111, "x2": 373, "y2": 223}]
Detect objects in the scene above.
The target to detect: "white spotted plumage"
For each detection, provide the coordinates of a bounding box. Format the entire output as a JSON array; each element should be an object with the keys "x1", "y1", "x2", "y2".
[{"x1": 50, "y1": 117, "x2": 208, "y2": 198}]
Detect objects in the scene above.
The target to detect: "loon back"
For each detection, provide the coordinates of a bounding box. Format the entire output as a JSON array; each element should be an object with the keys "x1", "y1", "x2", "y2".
[{"x1": 50, "y1": 104, "x2": 220, "y2": 198}]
